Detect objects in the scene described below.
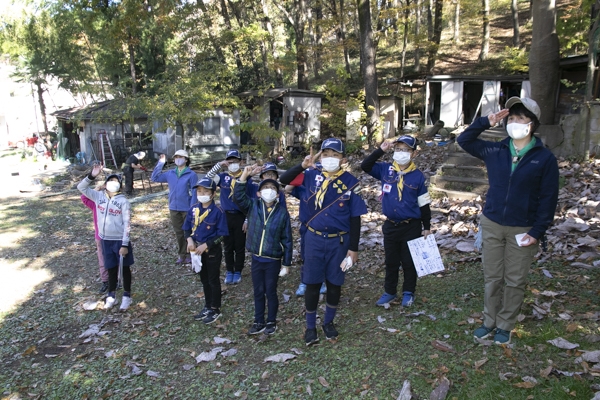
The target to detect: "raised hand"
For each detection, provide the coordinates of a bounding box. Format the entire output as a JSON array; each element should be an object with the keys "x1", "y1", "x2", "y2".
[
  {"x1": 488, "y1": 109, "x2": 509, "y2": 127},
  {"x1": 159, "y1": 154, "x2": 166, "y2": 162},
  {"x1": 380, "y1": 140, "x2": 393, "y2": 152},
  {"x1": 91, "y1": 163, "x2": 103, "y2": 177}
]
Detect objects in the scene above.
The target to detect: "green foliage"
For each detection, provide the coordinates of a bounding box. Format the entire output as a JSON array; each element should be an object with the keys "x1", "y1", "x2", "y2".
[
  {"x1": 320, "y1": 67, "x2": 364, "y2": 139},
  {"x1": 500, "y1": 47, "x2": 529, "y2": 73},
  {"x1": 557, "y1": 0, "x2": 595, "y2": 56}
]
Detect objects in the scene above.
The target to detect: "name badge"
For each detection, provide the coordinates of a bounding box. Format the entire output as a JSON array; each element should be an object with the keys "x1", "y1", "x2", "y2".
[{"x1": 382, "y1": 183, "x2": 392, "y2": 193}]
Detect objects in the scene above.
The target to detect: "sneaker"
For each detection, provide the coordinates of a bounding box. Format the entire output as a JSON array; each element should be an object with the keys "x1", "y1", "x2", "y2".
[
  {"x1": 203, "y1": 309, "x2": 222, "y2": 325},
  {"x1": 119, "y1": 296, "x2": 132, "y2": 311},
  {"x1": 322, "y1": 322, "x2": 339, "y2": 340},
  {"x1": 401, "y1": 291, "x2": 414, "y2": 307},
  {"x1": 224, "y1": 271, "x2": 234, "y2": 285},
  {"x1": 320, "y1": 282, "x2": 327, "y2": 294},
  {"x1": 175, "y1": 256, "x2": 184, "y2": 264},
  {"x1": 232, "y1": 272, "x2": 242, "y2": 284},
  {"x1": 304, "y1": 328, "x2": 319, "y2": 346},
  {"x1": 296, "y1": 283, "x2": 307, "y2": 296},
  {"x1": 104, "y1": 296, "x2": 117, "y2": 310},
  {"x1": 194, "y1": 307, "x2": 210, "y2": 320},
  {"x1": 494, "y1": 328, "x2": 511, "y2": 345},
  {"x1": 184, "y1": 255, "x2": 191, "y2": 264},
  {"x1": 473, "y1": 325, "x2": 495, "y2": 340},
  {"x1": 264, "y1": 322, "x2": 277, "y2": 335},
  {"x1": 248, "y1": 322, "x2": 266, "y2": 335},
  {"x1": 98, "y1": 282, "x2": 109, "y2": 294},
  {"x1": 376, "y1": 292, "x2": 397, "y2": 306}
]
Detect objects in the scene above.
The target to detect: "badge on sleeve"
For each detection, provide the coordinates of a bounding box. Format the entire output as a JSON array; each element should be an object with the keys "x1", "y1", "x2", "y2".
[{"x1": 382, "y1": 183, "x2": 392, "y2": 193}]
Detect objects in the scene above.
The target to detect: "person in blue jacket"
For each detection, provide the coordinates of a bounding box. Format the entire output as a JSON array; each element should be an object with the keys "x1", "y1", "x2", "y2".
[
  {"x1": 234, "y1": 165, "x2": 293, "y2": 335},
  {"x1": 457, "y1": 97, "x2": 559, "y2": 345},
  {"x1": 183, "y1": 177, "x2": 229, "y2": 325},
  {"x1": 280, "y1": 138, "x2": 367, "y2": 346},
  {"x1": 361, "y1": 135, "x2": 432, "y2": 308},
  {"x1": 151, "y1": 150, "x2": 199, "y2": 264},
  {"x1": 206, "y1": 149, "x2": 252, "y2": 285}
]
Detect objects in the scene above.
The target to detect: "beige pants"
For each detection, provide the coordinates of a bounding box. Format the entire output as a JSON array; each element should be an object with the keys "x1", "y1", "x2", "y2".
[{"x1": 480, "y1": 215, "x2": 539, "y2": 331}]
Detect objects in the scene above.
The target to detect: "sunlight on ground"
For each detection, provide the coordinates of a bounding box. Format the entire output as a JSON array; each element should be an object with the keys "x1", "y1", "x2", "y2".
[
  {"x1": 0, "y1": 227, "x2": 36, "y2": 250},
  {"x1": 0, "y1": 258, "x2": 53, "y2": 317}
]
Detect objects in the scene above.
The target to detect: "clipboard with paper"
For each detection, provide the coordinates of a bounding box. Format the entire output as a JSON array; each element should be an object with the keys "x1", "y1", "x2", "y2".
[{"x1": 407, "y1": 235, "x2": 445, "y2": 277}]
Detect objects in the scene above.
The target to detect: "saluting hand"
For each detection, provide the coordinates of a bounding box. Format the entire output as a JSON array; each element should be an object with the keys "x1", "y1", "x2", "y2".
[
  {"x1": 488, "y1": 109, "x2": 509, "y2": 127},
  {"x1": 380, "y1": 140, "x2": 393, "y2": 152}
]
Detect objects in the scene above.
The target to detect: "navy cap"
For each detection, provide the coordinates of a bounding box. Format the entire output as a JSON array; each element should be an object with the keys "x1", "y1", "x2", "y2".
[
  {"x1": 105, "y1": 173, "x2": 123, "y2": 185},
  {"x1": 226, "y1": 149, "x2": 241, "y2": 159},
  {"x1": 260, "y1": 162, "x2": 278, "y2": 178},
  {"x1": 321, "y1": 138, "x2": 345, "y2": 154},
  {"x1": 193, "y1": 176, "x2": 217, "y2": 191},
  {"x1": 258, "y1": 178, "x2": 280, "y2": 192},
  {"x1": 395, "y1": 135, "x2": 417, "y2": 150}
]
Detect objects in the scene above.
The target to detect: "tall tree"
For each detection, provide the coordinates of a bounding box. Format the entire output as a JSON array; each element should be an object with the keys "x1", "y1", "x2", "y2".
[
  {"x1": 276, "y1": 0, "x2": 309, "y2": 89},
  {"x1": 261, "y1": 0, "x2": 284, "y2": 87},
  {"x1": 415, "y1": 0, "x2": 421, "y2": 72},
  {"x1": 426, "y1": 0, "x2": 442, "y2": 72},
  {"x1": 511, "y1": 0, "x2": 520, "y2": 46},
  {"x1": 357, "y1": 0, "x2": 381, "y2": 144},
  {"x1": 529, "y1": 0, "x2": 560, "y2": 125},
  {"x1": 478, "y1": 0, "x2": 490, "y2": 61},
  {"x1": 453, "y1": 0, "x2": 460, "y2": 44}
]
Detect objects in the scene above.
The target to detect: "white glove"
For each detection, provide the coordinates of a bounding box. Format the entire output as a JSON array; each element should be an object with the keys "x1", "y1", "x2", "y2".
[
  {"x1": 340, "y1": 256, "x2": 353, "y2": 272},
  {"x1": 279, "y1": 266, "x2": 289, "y2": 277}
]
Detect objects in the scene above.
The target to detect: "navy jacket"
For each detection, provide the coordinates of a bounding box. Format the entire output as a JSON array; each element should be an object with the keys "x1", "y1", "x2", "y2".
[{"x1": 457, "y1": 117, "x2": 559, "y2": 239}]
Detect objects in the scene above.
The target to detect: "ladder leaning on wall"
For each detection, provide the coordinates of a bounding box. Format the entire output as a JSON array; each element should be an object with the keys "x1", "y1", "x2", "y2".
[{"x1": 97, "y1": 130, "x2": 117, "y2": 169}]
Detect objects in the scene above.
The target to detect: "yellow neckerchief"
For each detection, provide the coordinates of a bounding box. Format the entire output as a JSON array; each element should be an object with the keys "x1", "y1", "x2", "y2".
[
  {"x1": 227, "y1": 170, "x2": 243, "y2": 198},
  {"x1": 392, "y1": 161, "x2": 417, "y2": 200},
  {"x1": 314, "y1": 168, "x2": 345, "y2": 209},
  {"x1": 191, "y1": 204, "x2": 211, "y2": 236}
]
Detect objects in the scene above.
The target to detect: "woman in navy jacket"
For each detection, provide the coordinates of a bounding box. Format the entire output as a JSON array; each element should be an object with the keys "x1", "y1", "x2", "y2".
[{"x1": 457, "y1": 97, "x2": 559, "y2": 345}]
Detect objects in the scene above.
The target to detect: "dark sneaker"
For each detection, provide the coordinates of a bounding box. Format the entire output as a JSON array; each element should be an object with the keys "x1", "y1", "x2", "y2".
[
  {"x1": 473, "y1": 325, "x2": 495, "y2": 340},
  {"x1": 98, "y1": 282, "x2": 109, "y2": 294},
  {"x1": 376, "y1": 292, "x2": 397, "y2": 306},
  {"x1": 232, "y1": 272, "x2": 242, "y2": 284},
  {"x1": 224, "y1": 271, "x2": 234, "y2": 285},
  {"x1": 322, "y1": 322, "x2": 339, "y2": 340},
  {"x1": 175, "y1": 256, "x2": 184, "y2": 264},
  {"x1": 184, "y1": 255, "x2": 191, "y2": 264},
  {"x1": 203, "y1": 309, "x2": 221, "y2": 325},
  {"x1": 401, "y1": 291, "x2": 414, "y2": 307},
  {"x1": 494, "y1": 328, "x2": 511, "y2": 345},
  {"x1": 248, "y1": 322, "x2": 266, "y2": 335},
  {"x1": 304, "y1": 328, "x2": 319, "y2": 346},
  {"x1": 193, "y1": 307, "x2": 210, "y2": 321},
  {"x1": 264, "y1": 322, "x2": 277, "y2": 335}
]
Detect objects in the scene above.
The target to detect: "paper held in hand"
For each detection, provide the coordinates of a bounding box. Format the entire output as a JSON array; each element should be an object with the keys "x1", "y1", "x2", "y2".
[
  {"x1": 191, "y1": 252, "x2": 202, "y2": 273},
  {"x1": 407, "y1": 235, "x2": 445, "y2": 277}
]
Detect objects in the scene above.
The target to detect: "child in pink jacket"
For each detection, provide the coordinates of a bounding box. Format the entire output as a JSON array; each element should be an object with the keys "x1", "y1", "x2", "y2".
[{"x1": 81, "y1": 193, "x2": 109, "y2": 293}]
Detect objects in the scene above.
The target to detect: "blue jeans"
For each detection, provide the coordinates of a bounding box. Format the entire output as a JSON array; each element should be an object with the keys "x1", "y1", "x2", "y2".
[{"x1": 251, "y1": 255, "x2": 280, "y2": 323}]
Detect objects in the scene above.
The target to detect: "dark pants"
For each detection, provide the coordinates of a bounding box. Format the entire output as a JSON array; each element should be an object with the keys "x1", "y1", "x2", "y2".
[
  {"x1": 108, "y1": 265, "x2": 131, "y2": 293},
  {"x1": 223, "y1": 212, "x2": 246, "y2": 273},
  {"x1": 123, "y1": 166, "x2": 134, "y2": 195},
  {"x1": 382, "y1": 219, "x2": 422, "y2": 295},
  {"x1": 169, "y1": 210, "x2": 187, "y2": 258},
  {"x1": 299, "y1": 224, "x2": 307, "y2": 282},
  {"x1": 251, "y1": 255, "x2": 280, "y2": 323},
  {"x1": 101, "y1": 240, "x2": 134, "y2": 293},
  {"x1": 200, "y1": 243, "x2": 223, "y2": 309}
]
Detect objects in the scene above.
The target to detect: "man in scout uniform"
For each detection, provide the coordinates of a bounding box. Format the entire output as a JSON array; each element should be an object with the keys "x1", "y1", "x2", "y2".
[{"x1": 280, "y1": 138, "x2": 367, "y2": 346}]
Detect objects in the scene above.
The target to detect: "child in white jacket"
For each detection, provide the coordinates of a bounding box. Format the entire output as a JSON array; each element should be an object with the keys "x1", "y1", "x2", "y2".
[{"x1": 78, "y1": 164, "x2": 134, "y2": 311}]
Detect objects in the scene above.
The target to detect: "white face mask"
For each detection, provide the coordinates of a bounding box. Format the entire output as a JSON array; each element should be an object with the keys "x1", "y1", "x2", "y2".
[
  {"x1": 174, "y1": 158, "x2": 186, "y2": 167},
  {"x1": 228, "y1": 163, "x2": 240, "y2": 173},
  {"x1": 393, "y1": 151, "x2": 412, "y2": 165},
  {"x1": 106, "y1": 181, "x2": 120, "y2": 193},
  {"x1": 321, "y1": 157, "x2": 340, "y2": 172},
  {"x1": 507, "y1": 122, "x2": 531, "y2": 140},
  {"x1": 260, "y1": 188, "x2": 277, "y2": 203},
  {"x1": 197, "y1": 194, "x2": 212, "y2": 204}
]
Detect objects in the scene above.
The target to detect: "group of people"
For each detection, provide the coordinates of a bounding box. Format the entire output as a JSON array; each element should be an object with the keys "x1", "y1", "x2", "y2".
[{"x1": 78, "y1": 96, "x2": 559, "y2": 347}]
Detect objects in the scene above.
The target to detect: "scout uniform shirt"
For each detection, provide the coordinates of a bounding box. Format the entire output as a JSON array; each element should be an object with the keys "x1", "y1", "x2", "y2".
[
  {"x1": 217, "y1": 171, "x2": 253, "y2": 213},
  {"x1": 182, "y1": 201, "x2": 229, "y2": 245}
]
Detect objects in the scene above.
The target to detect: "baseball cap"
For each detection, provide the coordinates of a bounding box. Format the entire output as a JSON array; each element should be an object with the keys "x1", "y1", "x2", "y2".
[
  {"x1": 105, "y1": 173, "x2": 123, "y2": 185},
  {"x1": 174, "y1": 149, "x2": 189, "y2": 158},
  {"x1": 193, "y1": 176, "x2": 217, "y2": 191},
  {"x1": 258, "y1": 178, "x2": 280, "y2": 192},
  {"x1": 260, "y1": 163, "x2": 278, "y2": 178},
  {"x1": 226, "y1": 149, "x2": 241, "y2": 159},
  {"x1": 321, "y1": 138, "x2": 345, "y2": 154},
  {"x1": 505, "y1": 97, "x2": 541, "y2": 120},
  {"x1": 395, "y1": 135, "x2": 417, "y2": 150}
]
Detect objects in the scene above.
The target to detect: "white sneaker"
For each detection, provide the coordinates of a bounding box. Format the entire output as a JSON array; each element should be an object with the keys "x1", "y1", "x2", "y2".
[
  {"x1": 119, "y1": 296, "x2": 132, "y2": 311},
  {"x1": 104, "y1": 296, "x2": 117, "y2": 309}
]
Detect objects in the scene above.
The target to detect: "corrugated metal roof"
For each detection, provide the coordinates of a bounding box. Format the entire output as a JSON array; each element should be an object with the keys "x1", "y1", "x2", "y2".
[{"x1": 51, "y1": 99, "x2": 148, "y2": 120}]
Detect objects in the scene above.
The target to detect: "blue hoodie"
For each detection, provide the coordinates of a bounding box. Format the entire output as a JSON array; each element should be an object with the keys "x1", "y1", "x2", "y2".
[
  {"x1": 457, "y1": 117, "x2": 559, "y2": 240},
  {"x1": 151, "y1": 161, "x2": 198, "y2": 211}
]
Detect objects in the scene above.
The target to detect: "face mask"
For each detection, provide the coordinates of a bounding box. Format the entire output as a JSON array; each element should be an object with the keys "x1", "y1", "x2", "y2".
[
  {"x1": 106, "y1": 181, "x2": 120, "y2": 193},
  {"x1": 321, "y1": 157, "x2": 340, "y2": 172},
  {"x1": 197, "y1": 194, "x2": 212, "y2": 204},
  {"x1": 228, "y1": 163, "x2": 240, "y2": 173},
  {"x1": 174, "y1": 158, "x2": 186, "y2": 167},
  {"x1": 507, "y1": 122, "x2": 531, "y2": 140},
  {"x1": 260, "y1": 188, "x2": 277, "y2": 203},
  {"x1": 393, "y1": 151, "x2": 412, "y2": 165}
]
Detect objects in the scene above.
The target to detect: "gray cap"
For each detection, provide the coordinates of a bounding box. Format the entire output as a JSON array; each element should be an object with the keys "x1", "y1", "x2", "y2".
[{"x1": 505, "y1": 97, "x2": 541, "y2": 120}]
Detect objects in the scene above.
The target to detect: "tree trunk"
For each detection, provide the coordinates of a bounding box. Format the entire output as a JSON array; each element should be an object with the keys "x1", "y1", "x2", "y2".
[
  {"x1": 314, "y1": 0, "x2": 323, "y2": 79},
  {"x1": 453, "y1": 0, "x2": 460, "y2": 44},
  {"x1": 529, "y1": 0, "x2": 560, "y2": 125},
  {"x1": 197, "y1": 1, "x2": 226, "y2": 64},
  {"x1": 357, "y1": 0, "x2": 381, "y2": 144},
  {"x1": 478, "y1": 0, "x2": 490, "y2": 61},
  {"x1": 415, "y1": 0, "x2": 421, "y2": 72},
  {"x1": 511, "y1": 0, "x2": 520, "y2": 47},
  {"x1": 128, "y1": 38, "x2": 137, "y2": 96},
  {"x1": 426, "y1": 0, "x2": 443, "y2": 72},
  {"x1": 296, "y1": 0, "x2": 309, "y2": 90},
  {"x1": 261, "y1": 0, "x2": 283, "y2": 87},
  {"x1": 219, "y1": 0, "x2": 244, "y2": 70},
  {"x1": 400, "y1": 0, "x2": 409, "y2": 77},
  {"x1": 35, "y1": 80, "x2": 48, "y2": 133},
  {"x1": 340, "y1": 0, "x2": 352, "y2": 75}
]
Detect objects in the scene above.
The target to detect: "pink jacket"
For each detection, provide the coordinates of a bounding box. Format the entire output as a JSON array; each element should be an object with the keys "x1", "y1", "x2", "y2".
[{"x1": 81, "y1": 194, "x2": 100, "y2": 240}]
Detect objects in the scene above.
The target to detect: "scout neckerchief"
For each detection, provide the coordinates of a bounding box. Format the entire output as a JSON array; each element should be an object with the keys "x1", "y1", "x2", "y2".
[
  {"x1": 510, "y1": 138, "x2": 536, "y2": 173},
  {"x1": 314, "y1": 168, "x2": 345, "y2": 209},
  {"x1": 176, "y1": 166, "x2": 188, "y2": 178},
  {"x1": 227, "y1": 169, "x2": 243, "y2": 198},
  {"x1": 392, "y1": 161, "x2": 417, "y2": 201},
  {"x1": 191, "y1": 204, "x2": 211, "y2": 235}
]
